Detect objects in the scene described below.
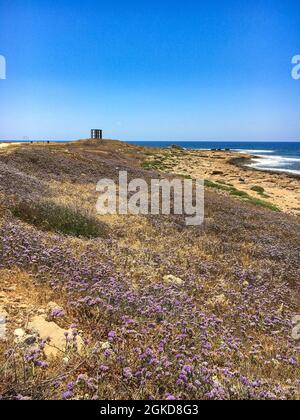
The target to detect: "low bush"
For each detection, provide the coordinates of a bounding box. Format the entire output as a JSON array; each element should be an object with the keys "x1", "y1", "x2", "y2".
[
  {"x1": 246, "y1": 197, "x2": 280, "y2": 212},
  {"x1": 251, "y1": 185, "x2": 265, "y2": 195},
  {"x1": 11, "y1": 200, "x2": 107, "y2": 238}
]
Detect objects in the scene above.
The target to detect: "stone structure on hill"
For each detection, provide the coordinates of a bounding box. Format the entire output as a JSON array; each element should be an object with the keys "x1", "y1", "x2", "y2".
[{"x1": 91, "y1": 129, "x2": 103, "y2": 140}]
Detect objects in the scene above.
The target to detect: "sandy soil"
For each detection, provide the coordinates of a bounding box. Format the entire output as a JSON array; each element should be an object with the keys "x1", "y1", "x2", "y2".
[
  {"x1": 0, "y1": 143, "x2": 21, "y2": 149},
  {"x1": 145, "y1": 148, "x2": 300, "y2": 216}
]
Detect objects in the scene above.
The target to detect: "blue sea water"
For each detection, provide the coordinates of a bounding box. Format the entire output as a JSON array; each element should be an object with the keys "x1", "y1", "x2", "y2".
[{"x1": 128, "y1": 141, "x2": 300, "y2": 175}]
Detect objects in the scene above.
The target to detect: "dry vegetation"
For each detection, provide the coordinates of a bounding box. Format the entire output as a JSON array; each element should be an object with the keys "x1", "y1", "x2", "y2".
[{"x1": 0, "y1": 140, "x2": 300, "y2": 400}]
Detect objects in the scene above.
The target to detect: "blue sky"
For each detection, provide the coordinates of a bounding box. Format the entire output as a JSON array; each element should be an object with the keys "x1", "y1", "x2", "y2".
[{"x1": 0, "y1": 0, "x2": 299, "y2": 141}]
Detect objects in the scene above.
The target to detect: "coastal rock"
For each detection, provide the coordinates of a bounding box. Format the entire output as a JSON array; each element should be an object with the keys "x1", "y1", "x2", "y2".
[
  {"x1": 0, "y1": 292, "x2": 7, "y2": 301},
  {"x1": 163, "y1": 275, "x2": 184, "y2": 286},
  {"x1": 47, "y1": 302, "x2": 59, "y2": 309},
  {"x1": 0, "y1": 309, "x2": 7, "y2": 340},
  {"x1": 28, "y1": 316, "x2": 83, "y2": 359},
  {"x1": 37, "y1": 308, "x2": 46, "y2": 315},
  {"x1": 170, "y1": 144, "x2": 184, "y2": 151},
  {"x1": 100, "y1": 341, "x2": 111, "y2": 351},
  {"x1": 14, "y1": 328, "x2": 26, "y2": 338},
  {"x1": 0, "y1": 306, "x2": 8, "y2": 318},
  {"x1": 208, "y1": 294, "x2": 230, "y2": 309},
  {"x1": 3, "y1": 285, "x2": 16, "y2": 292},
  {"x1": 14, "y1": 328, "x2": 37, "y2": 346},
  {"x1": 47, "y1": 301, "x2": 64, "y2": 312},
  {"x1": 18, "y1": 304, "x2": 29, "y2": 310}
]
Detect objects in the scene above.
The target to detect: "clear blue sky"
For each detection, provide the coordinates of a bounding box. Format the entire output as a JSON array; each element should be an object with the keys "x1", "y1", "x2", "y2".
[{"x1": 0, "y1": 0, "x2": 299, "y2": 141}]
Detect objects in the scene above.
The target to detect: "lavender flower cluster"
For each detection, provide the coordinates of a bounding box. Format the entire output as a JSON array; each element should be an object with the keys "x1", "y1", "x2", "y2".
[{"x1": 1, "y1": 214, "x2": 300, "y2": 400}]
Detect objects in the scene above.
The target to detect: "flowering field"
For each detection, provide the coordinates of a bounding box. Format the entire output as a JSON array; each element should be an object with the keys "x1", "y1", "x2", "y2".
[{"x1": 0, "y1": 141, "x2": 300, "y2": 400}]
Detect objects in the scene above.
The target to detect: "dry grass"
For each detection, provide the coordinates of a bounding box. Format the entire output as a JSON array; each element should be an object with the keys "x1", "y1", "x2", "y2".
[{"x1": 11, "y1": 200, "x2": 108, "y2": 239}]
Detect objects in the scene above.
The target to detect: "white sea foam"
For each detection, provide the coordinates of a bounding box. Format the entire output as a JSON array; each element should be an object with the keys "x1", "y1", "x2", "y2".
[
  {"x1": 247, "y1": 155, "x2": 300, "y2": 175},
  {"x1": 246, "y1": 164, "x2": 300, "y2": 175},
  {"x1": 235, "y1": 149, "x2": 274, "y2": 154},
  {"x1": 251, "y1": 155, "x2": 300, "y2": 165}
]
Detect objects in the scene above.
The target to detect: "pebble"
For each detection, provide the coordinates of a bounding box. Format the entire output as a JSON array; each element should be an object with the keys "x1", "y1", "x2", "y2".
[
  {"x1": 163, "y1": 275, "x2": 184, "y2": 286},
  {"x1": 14, "y1": 328, "x2": 26, "y2": 338}
]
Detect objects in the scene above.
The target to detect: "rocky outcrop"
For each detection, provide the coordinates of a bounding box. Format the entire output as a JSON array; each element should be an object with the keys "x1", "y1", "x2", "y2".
[
  {"x1": 163, "y1": 275, "x2": 184, "y2": 286},
  {"x1": 14, "y1": 328, "x2": 37, "y2": 347},
  {"x1": 28, "y1": 315, "x2": 84, "y2": 359},
  {"x1": 0, "y1": 305, "x2": 7, "y2": 341}
]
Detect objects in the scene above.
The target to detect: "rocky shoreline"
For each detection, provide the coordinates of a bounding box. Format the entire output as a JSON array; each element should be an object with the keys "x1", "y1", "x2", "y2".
[
  {"x1": 141, "y1": 146, "x2": 300, "y2": 215},
  {"x1": 230, "y1": 155, "x2": 300, "y2": 180}
]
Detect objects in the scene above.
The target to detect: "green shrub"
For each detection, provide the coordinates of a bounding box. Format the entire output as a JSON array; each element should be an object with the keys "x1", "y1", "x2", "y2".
[
  {"x1": 204, "y1": 180, "x2": 230, "y2": 191},
  {"x1": 179, "y1": 174, "x2": 193, "y2": 180},
  {"x1": 12, "y1": 200, "x2": 107, "y2": 238},
  {"x1": 251, "y1": 186, "x2": 265, "y2": 195},
  {"x1": 229, "y1": 189, "x2": 250, "y2": 198},
  {"x1": 141, "y1": 162, "x2": 154, "y2": 170},
  {"x1": 142, "y1": 160, "x2": 167, "y2": 171},
  {"x1": 246, "y1": 197, "x2": 281, "y2": 212}
]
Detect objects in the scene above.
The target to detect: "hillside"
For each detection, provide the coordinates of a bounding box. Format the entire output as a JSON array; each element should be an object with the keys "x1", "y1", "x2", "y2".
[{"x1": 0, "y1": 140, "x2": 300, "y2": 400}]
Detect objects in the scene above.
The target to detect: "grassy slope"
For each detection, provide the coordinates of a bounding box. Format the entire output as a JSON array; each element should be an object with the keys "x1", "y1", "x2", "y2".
[{"x1": 0, "y1": 141, "x2": 300, "y2": 400}]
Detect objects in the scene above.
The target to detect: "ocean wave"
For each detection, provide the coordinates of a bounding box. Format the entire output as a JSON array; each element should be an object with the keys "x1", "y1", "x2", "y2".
[
  {"x1": 246, "y1": 164, "x2": 300, "y2": 175},
  {"x1": 247, "y1": 154, "x2": 300, "y2": 175},
  {"x1": 251, "y1": 155, "x2": 300, "y2": 165},
  {"x1": 235, "y1": 149, "x2": 274, "y2": 154}
]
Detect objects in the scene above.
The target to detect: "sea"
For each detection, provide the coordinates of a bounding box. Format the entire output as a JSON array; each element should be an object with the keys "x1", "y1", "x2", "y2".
[
  {"x1": 1, "y1": 140, "x2": 300, "y2": 175},
  {"x1": 128, "y1": 141, "x2": 300, "y2": 175}
]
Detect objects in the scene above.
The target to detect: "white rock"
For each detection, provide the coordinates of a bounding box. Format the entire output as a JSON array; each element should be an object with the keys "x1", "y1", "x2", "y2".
[
  {"x1": 0, "y1": 307, "x2": 6, "y2": 318},
  {"x1": 3, "y1": 285, "x2": 16, "y2": 292},
  {"x1": 47, "y1": 302, "x2": 63, "y2": 311},
  {"x1": 100, "y1": 341, "x2": 111, "y2": 351},
  {"x1": 37, "y1": 309, "x2": 46, "y2": 315},
  {"x1": 14, "y1": 329, "x2": 37, "y2": 347},
  {"x1": 208, "y1": 294, "x2": 230, "y2": 308},
  {"x1": 14, "y1": 328, "x2": 26, "y2": 338},
  {"x1": 0, "y1": 312, "x2": 7, "y2": 341},
  {"x1": 28, "y1": 315, "x2": 83, "y2": 359},
  {"x1": 163, "y1": 275, "x2": 184, "y2": 286},
  {"x1": 46, "y1": 302, "x2": 65, "y2": 317}
]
